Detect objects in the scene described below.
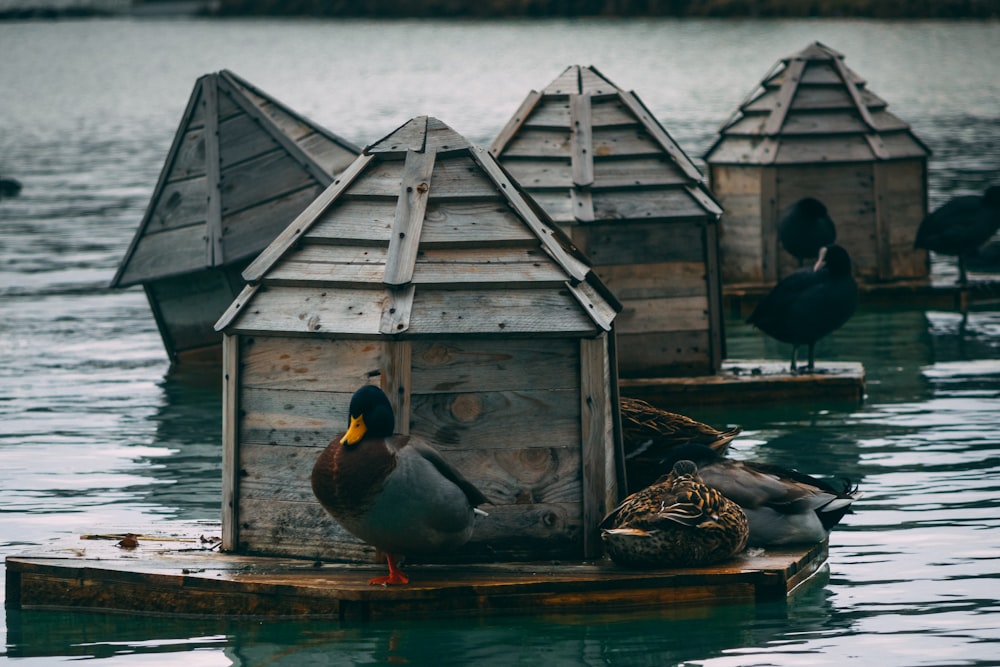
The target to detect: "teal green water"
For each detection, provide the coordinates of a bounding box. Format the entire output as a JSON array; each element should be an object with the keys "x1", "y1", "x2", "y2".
[{"x1": 2, "y1": 16, "x2": 1000, "y2": 666}]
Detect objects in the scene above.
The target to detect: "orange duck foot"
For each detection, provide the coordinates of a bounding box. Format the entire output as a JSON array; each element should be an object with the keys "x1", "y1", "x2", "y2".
[{"x1": 369, "y1": 555, "x2": 409, "y2": 586}]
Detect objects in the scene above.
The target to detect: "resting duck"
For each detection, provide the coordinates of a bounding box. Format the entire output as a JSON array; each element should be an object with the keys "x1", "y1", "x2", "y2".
[
  {"x1": 311, "y1": 385, "x2": 489, "y2": 585},
  {"x1": 620, "y1": 397, "x2": 741, "y2": 494},
  {"x1": 663, "y1": 443, "x2": 859, "y2": 547},
  {"x1": 779, "y1": 197, "x2": 837, "y2": 266},
  {"x1": 600, "y1": 459, "x2": 749, "y2": 568},
  {"x1": 914, "y1": 185, "x2": 1000, "y2": 285},
  {"x1": 747, "y1": 243, "x2": 858, "y2": 373}
]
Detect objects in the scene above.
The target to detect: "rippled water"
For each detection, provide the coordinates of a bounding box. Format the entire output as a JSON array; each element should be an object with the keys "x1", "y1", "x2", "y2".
[{"x1": 1, "y1": 16, "x2": 999, "y2": 666}]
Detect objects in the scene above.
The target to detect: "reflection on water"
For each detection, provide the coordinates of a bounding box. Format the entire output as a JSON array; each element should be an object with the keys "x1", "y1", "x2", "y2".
[
  {"x1": 6, "y1": 583, "x2": 834, "y2": 666},
  {"x1": 2, "y1": 15, "x2": 1000, "y2": 667}
]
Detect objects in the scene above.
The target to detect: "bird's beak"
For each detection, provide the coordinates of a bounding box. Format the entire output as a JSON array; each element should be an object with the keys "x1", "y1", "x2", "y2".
[
  {"x1": 341, "y1": 414, "x2": 367, "y2": 446},
  {"x1": 813, "y1": 246, "x2": 828, "y2": 271}
]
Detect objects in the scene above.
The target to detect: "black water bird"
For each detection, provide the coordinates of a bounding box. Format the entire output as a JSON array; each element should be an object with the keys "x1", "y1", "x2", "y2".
[
  {"x1": 778, "y1": 197, "x2": 837, "y2": 265},
  {"x1": 914, "y1": 185, "x2": 1000, "y2": 285},
  {"x1": 747, "y1": 243, "x2": 858, "y2": 372},
  {"x1": 662, "y1": 443, "x2": 860, "y2": 547}
]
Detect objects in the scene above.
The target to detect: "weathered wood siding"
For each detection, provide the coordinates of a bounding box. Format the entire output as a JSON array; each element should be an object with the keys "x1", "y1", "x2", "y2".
[
  {"x1": 146, "y1": 265, "x2": 247, "y2": 356},
  {"x1": 228, "y1": 335, "x2": 608, "y2": 562},
  {"x1": 708, "y1": 165, "x2": 765, "y2": 285},
  {"x1": 876, "y1": 159, "x2": 929, "y2": 280},
  {"x1": 492, "y1": 66, "x2": 724, "y2": 378},
  {"x1": 704, "y1": 42, "x2": 930, "y2": 286},
  {"x1": 218, "y1": 117, "x2": 622, "y2": 564},
  {"x1": 712, "y1": 160, "x2": 929, "y2": 284},
  {"x1": 112, "y1": 70, "x2": 359, "y2": 361}
]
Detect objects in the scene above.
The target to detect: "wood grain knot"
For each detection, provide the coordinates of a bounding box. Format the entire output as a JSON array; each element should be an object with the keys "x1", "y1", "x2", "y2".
[{"x1": 450, "y1": 394, "x2": 482, "y2": 422}]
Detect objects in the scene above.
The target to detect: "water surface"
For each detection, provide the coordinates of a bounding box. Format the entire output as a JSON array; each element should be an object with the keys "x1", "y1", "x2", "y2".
[{"x1": 1, "y1": 16, "x2": 1000, "y2": 666}]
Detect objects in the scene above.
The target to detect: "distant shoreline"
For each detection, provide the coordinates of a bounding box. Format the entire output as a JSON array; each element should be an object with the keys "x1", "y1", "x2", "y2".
[
  {"x1": 2, "y1": 0, "x2": 998, "y2": 20},
  {"x1": 212, "y1": 0, "x2": 1000, "y2": 20}
]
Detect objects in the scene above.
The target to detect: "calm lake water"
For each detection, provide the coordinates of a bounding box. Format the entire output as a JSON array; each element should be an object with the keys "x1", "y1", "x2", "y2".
[{"x1": 2, "y1": 15, "x2": 1000, "y2": 666}]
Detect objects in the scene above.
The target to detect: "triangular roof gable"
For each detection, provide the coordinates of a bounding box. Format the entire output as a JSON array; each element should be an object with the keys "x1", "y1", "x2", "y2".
[
  {"x1": 490, "y1": 65, "x2": 721, "y2": 223},
  {"x1": 111, "y1": 70, "x2": 360, "y2": 287},
  {"x1": 216, "y1": 116, "x2": 619, "y2": 336},
  {"x1": 704, "y1": 42, "x2": 931, "y2": 165}
]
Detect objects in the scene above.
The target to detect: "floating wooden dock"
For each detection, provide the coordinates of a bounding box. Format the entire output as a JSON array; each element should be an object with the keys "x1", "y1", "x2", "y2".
[
  {"x1": 5, "y1": 531, "x2": 828, "y2": 620},
  {"x1": 620, "y1": 360, "x2": 866, "y2": 406}
]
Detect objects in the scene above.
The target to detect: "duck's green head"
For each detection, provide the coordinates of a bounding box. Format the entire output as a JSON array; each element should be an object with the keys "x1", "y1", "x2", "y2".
[{"x1": 340, "y1": 385, "x2": 395, "y2": 446}]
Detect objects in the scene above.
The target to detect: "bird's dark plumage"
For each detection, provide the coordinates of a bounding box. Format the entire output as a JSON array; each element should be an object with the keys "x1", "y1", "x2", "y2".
[
  {"x1": 0, "y1": 177, "x2": 22, "y2": 199},
  {"x1": 747, "y1": 243, "x2": 858, "y2": 372},
  {"x1": 600, "y1": 459, "x2": 749, "y2": 568},
  {"x1": 662, "y1": 443, "x2": 860, "y2": 547},
  {"x1": 311, "y1": 385, "x2": 489, "y2": 585},
  {"x1": 914, "y1": 186, "x2": 1000, "y2": 285},
  {"x1": 779, "y1": 197, "x2": 837, "y2": 265}
]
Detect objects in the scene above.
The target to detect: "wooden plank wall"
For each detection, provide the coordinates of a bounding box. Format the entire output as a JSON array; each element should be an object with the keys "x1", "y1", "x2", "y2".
[
  {"x1": 715, "y1": 161, "x2": 929, "y2": 285},
  {"x1": 710, "y1": 165, "x2": 765, "y2": 285},
  {"x1": 876, "y1": 159, "x2": 928, "y2": 280},
  {"x1": 117, "y1": 76, "x2": 346, "y2": 287},
  {"x1": 146, "y1": 265, "x2": 248, "y2": 357},
  {"x1": 498, "y1": 92, "x2": 720, "y2": 377},
  {"x1": 232, "y1": 335, "x2": 594, "y2": 562}
]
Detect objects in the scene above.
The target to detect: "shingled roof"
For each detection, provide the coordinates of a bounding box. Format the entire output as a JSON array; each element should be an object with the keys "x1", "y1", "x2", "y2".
[
  {"x1": 215, "y1": 115, "x2": 619, "y2": 338},
  {"x1": 704, "y1": 41, "x2": 930, "y2": 165},
  {"x1": 490, "y1": 64, "x2": 721, "y2": 225},
  {"x1": 112, "y1": 70, "x2": 360, "y2": 288}
]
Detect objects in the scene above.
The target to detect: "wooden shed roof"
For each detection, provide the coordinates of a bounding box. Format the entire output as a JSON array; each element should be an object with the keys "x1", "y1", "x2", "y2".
[
  {"x1": 111, "y1": 70, "x2": 360, "y2": 288},
  {"x1": 215, "y1": 116, "x2": 620, "y2": 338},
  {"x1": 490, "y1": 65, "x2": 722, "y2": 224},
  {"x1": 703, "y1": 42, "x2": 931, "y2": 166}
]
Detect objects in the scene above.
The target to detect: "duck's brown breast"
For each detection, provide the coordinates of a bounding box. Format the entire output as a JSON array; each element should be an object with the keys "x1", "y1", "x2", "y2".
[{"x1": 311, "y1": 436, "x2": 398, "y2": 519}]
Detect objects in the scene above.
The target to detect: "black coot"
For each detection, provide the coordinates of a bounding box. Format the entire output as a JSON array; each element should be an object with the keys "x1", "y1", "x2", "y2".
[
  {"x1": 914, "y1": 185, "x2": 1000, "y2": 285},
  {"x1": 747, "y1": 243, "x2": 858, "y2": 372},
  {"x1": 779, "y1": 197, "x2": 836, "y2": 265}
]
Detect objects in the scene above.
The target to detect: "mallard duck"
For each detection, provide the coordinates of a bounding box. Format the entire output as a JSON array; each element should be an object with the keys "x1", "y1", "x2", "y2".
[
  {"x1": 914, "y1": 185, "x2": 1000, "y2": 285},
  {"x1": 599, "y1": 459, "x2": 749, "y2": 568},
  {"x1": 747, "y1": 243, "x2": 858, "y2": 373},
  {"x1": 620, "y1": 397, "x2": 741, "y2": 494},
  {"x1": 663, "y1": 443, "x2": 859, "y2": 547},
  {"x1": 779, "y1": 197, "x2": 837, "y2": 266},
  {"x1": 311, "y1": 385, "x2": 489, "y2": 585}
]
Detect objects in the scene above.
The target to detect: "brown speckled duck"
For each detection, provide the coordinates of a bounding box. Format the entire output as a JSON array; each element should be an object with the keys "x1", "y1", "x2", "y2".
[
  {"x1": 600, "y1": 459, "x2": 749, "y2": 568},
  {"x1": 620, "y1": 397, "x2": 742, "y2": 494},
  {"x1": 311, "y1": 385, "x2": 489, "y2": 585}
]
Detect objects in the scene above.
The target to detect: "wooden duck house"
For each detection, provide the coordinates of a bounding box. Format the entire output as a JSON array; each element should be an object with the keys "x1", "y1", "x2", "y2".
[
  {"x1": 110, "y1": 70, "x2": 360, "y2": 362},
  {"x1": 704, "y1": 42, "x2": 931, "y2": 287},
  {"x1": 491, "y1": 65, "x2": 725, "y2": 378},
  {"x1": 214, "y1": 116, "x2": 623, "y2": 564}
]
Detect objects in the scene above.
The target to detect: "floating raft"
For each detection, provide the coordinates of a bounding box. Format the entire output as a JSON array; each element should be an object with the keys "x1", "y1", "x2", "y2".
[
  {"x1": 620, "y1": 360, "x2": 866, "y2": 406},
  {"x1": 5, "y1": 531, "x2": 828, "y2": 620}
]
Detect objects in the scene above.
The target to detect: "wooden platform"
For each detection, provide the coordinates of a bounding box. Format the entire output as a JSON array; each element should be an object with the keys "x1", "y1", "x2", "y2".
[
  {"x1": 5, "y1": 530, "x2": 828, "y2": 620},
  {"x1": 620, "y1": 359, "x2": 865, "y2": 406}
]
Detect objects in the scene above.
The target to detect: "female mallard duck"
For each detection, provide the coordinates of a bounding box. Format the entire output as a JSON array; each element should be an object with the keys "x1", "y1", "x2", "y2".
[
  {"x1": 311, "y1": 385, "x2": 489, "y2": 585},
  {"x1": 663, "y1": 443, "x2": 859, "y2": 547},
  {"x1": 620, "y1": 397, "x2": 741, "y2": 494},
  {"x1": 599, "y1": 459, "x2": 749, "y2": 568}
]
